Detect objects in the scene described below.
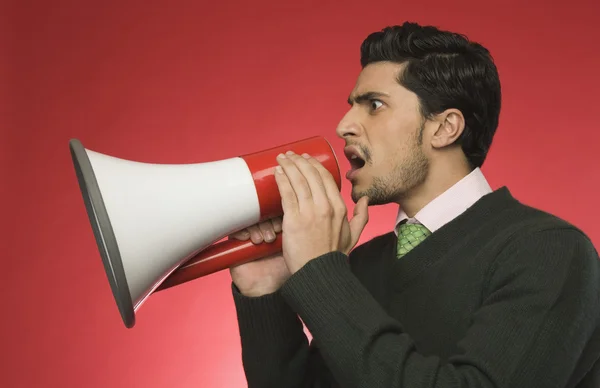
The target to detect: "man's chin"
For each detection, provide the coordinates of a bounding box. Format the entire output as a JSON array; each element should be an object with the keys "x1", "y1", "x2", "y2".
[
  {"x1": 351, "y1": 184, "x2": 393, "y2": 207},
  {"x1": 350, "y1": 187, "x2": 366, "y2": 204}
]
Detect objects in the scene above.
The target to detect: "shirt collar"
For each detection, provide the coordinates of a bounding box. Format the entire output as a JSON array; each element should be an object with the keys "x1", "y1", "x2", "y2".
[{"x1": 394, "y1": 168, "x2": 492, "y2": 235}]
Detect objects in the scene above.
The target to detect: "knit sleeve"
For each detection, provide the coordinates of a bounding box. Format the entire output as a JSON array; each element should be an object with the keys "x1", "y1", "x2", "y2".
[
  {"x1": 231, "y1": 283, "x2": 311, "y2": 388},
  {"x1": 279, "y1": 228, "x2": 600, "y2": 388}
]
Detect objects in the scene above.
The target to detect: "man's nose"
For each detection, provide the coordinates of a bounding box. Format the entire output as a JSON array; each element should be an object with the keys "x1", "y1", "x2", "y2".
[{"x1": 335, "y1": 113, "x2": 361, "y2": 140}]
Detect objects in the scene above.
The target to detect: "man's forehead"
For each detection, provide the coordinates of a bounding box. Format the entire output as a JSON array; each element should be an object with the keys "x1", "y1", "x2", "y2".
[{"x1": 350, "y1": 61, "x2": 404, "y2": 96}]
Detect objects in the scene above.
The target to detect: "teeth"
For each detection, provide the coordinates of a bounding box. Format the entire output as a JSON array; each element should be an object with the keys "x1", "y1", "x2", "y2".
[{"x1": 351, "y1": 155, "x2": 358, "y2": 160}]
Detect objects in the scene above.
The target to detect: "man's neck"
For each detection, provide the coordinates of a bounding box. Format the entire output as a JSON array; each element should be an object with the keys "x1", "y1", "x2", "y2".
[{"x1": 398, "y1": 163, "x2": 473, "y2": 218}]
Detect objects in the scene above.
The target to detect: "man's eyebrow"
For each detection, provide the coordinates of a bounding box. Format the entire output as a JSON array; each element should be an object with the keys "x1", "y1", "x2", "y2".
[{"x1": 347, "y1": 91, "x2": 389, "y2": 106}]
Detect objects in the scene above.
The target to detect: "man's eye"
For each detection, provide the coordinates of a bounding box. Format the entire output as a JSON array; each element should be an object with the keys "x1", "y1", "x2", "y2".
[{"x1": 370, "y1": 100, "x2": 383, "y2": 110}]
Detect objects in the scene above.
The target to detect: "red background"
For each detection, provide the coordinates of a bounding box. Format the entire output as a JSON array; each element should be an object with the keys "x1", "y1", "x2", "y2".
[{"x1": 4, "y1": 1, "x2": 600, "y2": 387}]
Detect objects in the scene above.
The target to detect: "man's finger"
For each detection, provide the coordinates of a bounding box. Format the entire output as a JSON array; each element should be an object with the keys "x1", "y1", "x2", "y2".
[
  {"x1": 305, "y1": 156, "x2": 340, "y2": 197},
  {"x1": 228, "y1": 229, "x2": 250, "y2": 241},
  {"x1": 247, "y1": 224, "x2": 264, "y2": 244},
  {"x1": 271, "y1": 217, "x2": 283, "y2": 233},
  {"x1": 277, "y1": 153, "x2": 313, "y2": 205},
  {"x1": 258, "y1": 220, "x2": 277, "y2": 243},
  {"x1": 349, "y1": 196, "x2": 370, "y2": 245},
  {"x1": 288, "y1": 153, "x2": 330, "y2": 209},
  {"x1": 274, "y1": 164, "x2": 299, "y2": 215},
  {"x1": 306, "y1": 156, "x2": 346, "y2": 215}
]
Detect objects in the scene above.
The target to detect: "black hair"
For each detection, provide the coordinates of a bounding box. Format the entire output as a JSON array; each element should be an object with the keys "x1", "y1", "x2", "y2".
[{"x1": 360, "y1": 22, "x2": 501, "y2": 168}]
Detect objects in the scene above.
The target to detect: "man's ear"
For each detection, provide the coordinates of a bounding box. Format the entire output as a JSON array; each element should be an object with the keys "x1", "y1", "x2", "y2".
[{"x1": 430, "y1": 109, "x2": 465, "y2": 149}]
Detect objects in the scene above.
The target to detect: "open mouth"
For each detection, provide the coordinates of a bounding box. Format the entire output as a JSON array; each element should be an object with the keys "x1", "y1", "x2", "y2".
[
  {"x1": 344, "y1": 148, "x2": 366, "y2": 171},
  {"x1": 350, "y1": 155, "x2": 366, "y2": 170}
]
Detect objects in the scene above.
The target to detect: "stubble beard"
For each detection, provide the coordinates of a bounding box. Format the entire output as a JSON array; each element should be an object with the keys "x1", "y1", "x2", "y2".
[{"x1": 351, "y1": 126, "x2": 429, "y2": 205}]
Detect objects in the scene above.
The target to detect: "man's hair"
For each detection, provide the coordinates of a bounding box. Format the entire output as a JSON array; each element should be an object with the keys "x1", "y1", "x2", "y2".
[{"x1": 360, "y1": 22, "x2": 501, "y2": 169}]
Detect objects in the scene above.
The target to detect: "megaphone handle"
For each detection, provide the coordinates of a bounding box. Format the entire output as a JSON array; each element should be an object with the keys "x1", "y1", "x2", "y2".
[{"x1": 155, "y1": 234, "x2": 283, "y2": 291}]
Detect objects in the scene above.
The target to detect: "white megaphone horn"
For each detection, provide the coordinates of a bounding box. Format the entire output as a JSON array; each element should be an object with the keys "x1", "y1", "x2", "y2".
[{"x1": 69, "y1": 136, "x2": 341, "y2": 328}]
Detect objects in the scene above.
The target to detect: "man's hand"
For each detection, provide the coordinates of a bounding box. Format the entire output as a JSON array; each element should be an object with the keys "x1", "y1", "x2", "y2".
[
  {"x1": 228, "y1": 217, "x2": 290, "y2": 297},
  {"x1": 273, "y1": 150, "x2": 369, "y2": 274}
]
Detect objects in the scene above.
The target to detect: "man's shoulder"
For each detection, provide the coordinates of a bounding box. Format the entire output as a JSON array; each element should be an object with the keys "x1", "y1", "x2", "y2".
[
  {"x1": 490, "y1": 192, "x2": 597, "y2": 259},
  {"x1": 501, "y1": 193, "x2": 588, "y2": 236}
]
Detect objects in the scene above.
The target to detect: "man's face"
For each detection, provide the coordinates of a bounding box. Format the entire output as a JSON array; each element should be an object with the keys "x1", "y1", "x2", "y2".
[{"x1": 336, "y1": 61, "x2": 431, "y2": 205}]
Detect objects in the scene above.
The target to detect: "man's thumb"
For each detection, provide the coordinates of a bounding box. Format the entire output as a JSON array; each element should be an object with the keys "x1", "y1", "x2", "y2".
[{"x1": 349, "y1": 196, "x2": 369, "y2": 241}]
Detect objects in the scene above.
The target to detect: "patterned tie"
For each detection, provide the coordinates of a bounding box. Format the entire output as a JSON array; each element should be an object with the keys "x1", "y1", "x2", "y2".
[{"x1": 396, "y1": 222, "x2": 431, "y2": 258}]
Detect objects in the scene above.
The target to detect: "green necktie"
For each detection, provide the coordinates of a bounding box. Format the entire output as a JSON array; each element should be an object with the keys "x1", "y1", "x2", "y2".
[{"x1": 396, "y1": 222, "x2": 431, "y2": 258}]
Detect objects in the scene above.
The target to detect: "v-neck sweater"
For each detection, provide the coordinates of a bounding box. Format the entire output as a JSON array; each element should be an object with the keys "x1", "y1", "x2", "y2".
[{"x1": 232, "y1": 187, "x2": 600, "y2": 388}]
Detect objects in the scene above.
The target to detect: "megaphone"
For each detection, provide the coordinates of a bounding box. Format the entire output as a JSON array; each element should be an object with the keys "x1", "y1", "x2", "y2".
[{"x1": 69, "y1": 136, "x2": 341, "y2": 328}]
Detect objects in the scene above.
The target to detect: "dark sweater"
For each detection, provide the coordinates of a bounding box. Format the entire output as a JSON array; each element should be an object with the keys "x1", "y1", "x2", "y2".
[{"x1": 232, "y1": 187, "x2": 600, "y2": 388}]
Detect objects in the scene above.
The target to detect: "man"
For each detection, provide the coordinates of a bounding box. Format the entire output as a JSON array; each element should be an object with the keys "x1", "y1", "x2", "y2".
[{"x1": 228, "y1": 22, "x2": 600, "y2": 388}]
